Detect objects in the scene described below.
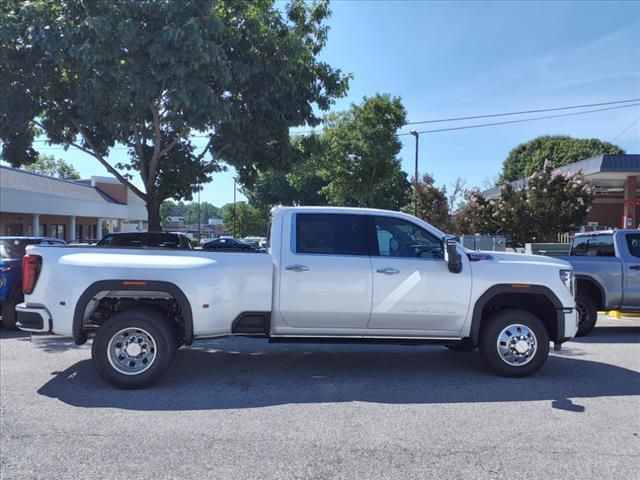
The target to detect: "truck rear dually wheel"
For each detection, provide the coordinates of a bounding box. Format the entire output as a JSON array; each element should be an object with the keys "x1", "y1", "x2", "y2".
[
  {"x1": 92, "y1": 308, "x2": 177, "y2": 389},
  {"x1": 479, "y1": 309, "x2": 549, "y2": 377},
  {"x1": 1, "y1": 299, "x2": 18, "y2": 330}
]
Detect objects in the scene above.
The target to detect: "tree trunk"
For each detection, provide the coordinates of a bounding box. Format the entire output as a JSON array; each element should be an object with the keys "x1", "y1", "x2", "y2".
[{"x1": 146, "y1": 198, "x2": 163, "y2": 232}]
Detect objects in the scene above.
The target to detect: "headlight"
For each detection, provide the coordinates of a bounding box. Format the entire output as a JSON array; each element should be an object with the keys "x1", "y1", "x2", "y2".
[{"x1": 559, "y1": 269, "x2": 574, "y2": 296}]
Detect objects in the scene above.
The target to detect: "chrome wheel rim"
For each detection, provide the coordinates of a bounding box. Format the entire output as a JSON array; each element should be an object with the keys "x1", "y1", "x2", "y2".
[
  {"x1": 107, "y1": 327, "x2": 157, "y2": 375},
  {"x1": 576, "y1": 302, "x2": 588, "y2": 326},
  {"x1": 496, "y1": 323, "x2": 537, "y2": 367}
]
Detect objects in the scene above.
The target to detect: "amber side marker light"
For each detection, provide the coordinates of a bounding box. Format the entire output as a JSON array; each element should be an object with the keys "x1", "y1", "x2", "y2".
[{"x1": 123, "y1": 281, "x2": 147, "y2": 286}]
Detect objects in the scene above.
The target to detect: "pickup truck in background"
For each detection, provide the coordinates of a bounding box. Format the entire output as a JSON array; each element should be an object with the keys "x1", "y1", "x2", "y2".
[
  {"x1": 16, "y1": 207, "x2": 578, "y2": 388},
  {"x1": 560, "y1": 230, "x2": 640, "y2": 336},
  {"x1": 0, "y1": 237, "x2": 66, "y2": 329}
]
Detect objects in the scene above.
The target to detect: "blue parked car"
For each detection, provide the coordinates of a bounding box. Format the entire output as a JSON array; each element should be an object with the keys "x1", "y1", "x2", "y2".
[{"x1": 0, "y1": 237, "x2": 66, "y2": 329}]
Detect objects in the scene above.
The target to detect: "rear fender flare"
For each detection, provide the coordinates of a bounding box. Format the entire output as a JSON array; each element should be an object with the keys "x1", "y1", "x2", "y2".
[{"x1": 72, "y1": 280, "x2": 193, "y2": 346}]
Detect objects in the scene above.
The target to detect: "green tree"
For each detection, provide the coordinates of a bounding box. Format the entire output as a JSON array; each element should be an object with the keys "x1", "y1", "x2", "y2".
[
  {"x1": 456, "y1": 163, "x2": 592, "y2": 242},
  {"x1": 320, "y1": 94, "x2": 409, "y2": 208},
  {"x1": 0, "y1": 0, "x2": 348, "y2": 230},
  {"x1": 500, "y1": 135, "x2": 624, "y2": 182},
  {"x1": 245, "y1": 134, "x2": 330, "y2": 209},
  {"x1": 220, "y1": 202, "x2": 267, "y2": 238},
  {"x1": 22, "y1": 154, "x2": 80, "y2": 179},
  {"x1": 406, "y1": 174, "x2": 450, "y2": 231}
]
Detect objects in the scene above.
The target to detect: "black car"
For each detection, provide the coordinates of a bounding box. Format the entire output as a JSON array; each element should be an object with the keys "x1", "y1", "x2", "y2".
[
  {"x1": 97, "y1": 232, "x2": 193, "y2": 250},
  {"x1": 202, "y1": 237, "x2": 255, "y2": 252}
]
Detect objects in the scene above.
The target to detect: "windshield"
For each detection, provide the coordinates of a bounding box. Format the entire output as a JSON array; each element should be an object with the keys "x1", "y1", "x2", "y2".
[{"x1": 0, "y1": 239, "x2": 33, "y2": 259}]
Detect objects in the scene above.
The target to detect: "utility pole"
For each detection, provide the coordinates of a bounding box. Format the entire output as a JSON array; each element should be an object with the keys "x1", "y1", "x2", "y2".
[
  {"x1": 410, "y1": 129, "x2": 419, "y2": 216},
  {"x1": 232, "y1": 177, "x2": 237, "y2": 237}
]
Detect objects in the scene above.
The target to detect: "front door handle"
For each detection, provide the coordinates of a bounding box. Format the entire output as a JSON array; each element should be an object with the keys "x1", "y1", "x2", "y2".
[
  {"x1": 630, "y1": 265, "x2": 640, "y2": 270},
  {"x1": 285, "y1": 264, "x2": 310, "y2": 272},
  {"x1": 376, "y1": 267, "x2": 400, "y2": 275}
]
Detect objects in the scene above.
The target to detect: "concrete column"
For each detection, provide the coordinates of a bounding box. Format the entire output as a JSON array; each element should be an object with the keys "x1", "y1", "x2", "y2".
[
  {"x1": 32, "y1": 214, "x2": 40, "y2": 237},
  {"x1": 115, "y1": 219, "x2": 122, "y2": 233},
  {"x1": 97, "y1": 218, "x2": 104, "y2": 240},
  {"x1": 623, "y1": 176, "x2": 637, "y2": 228},
  {"x1": 68, "y1": 216, "x2": 76, "y2": 242},
  {"x1": 137, "y1": 220, "x2": 143, "y2": 232}
]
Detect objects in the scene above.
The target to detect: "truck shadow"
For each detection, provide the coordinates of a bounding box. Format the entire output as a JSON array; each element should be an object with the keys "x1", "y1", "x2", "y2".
[
  {"x1": 571, "y1": 326, "x2": 640, "y2": 344},
  {"x1": 37, "y1": 338, "x2": 640, "y2": 411}
]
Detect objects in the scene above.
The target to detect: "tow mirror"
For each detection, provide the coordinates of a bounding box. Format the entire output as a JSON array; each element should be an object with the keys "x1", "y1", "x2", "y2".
[{"x1": 443, "y1": 236, "x2": 462, "y2": 274}]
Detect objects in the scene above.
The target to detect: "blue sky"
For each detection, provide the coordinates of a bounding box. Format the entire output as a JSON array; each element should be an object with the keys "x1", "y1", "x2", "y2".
[{"x1": 31, "y1": 0, "x2": 640, "y2": 206}]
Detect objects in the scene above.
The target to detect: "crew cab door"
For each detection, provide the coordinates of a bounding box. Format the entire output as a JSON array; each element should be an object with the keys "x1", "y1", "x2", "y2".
[
  {"x1": 277, "y1": 213, "x2": 373, "y2": 329},
  {"x1": 621, "y1": 233, "x2": 640, "y2": 308},
  {"x1": 368, "y1": 215, "x2": 471, "y2": 333}
]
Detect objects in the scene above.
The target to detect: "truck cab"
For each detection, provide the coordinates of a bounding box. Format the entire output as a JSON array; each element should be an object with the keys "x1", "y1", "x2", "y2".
[{"x1": 562, "y1": 230, "x2": 640, "y2": 335}]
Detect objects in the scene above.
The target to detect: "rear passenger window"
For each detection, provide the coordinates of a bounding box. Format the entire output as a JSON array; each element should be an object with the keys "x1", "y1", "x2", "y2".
[
  {"x1": 295, "y1": 214, "x2": 369, "y2": 256},
  {"x1": 625, "y1": 234, "x2": 640, "y2": 258},
  {"x1": 571, "y1": 235, "x2": 615, "y2": 257}
]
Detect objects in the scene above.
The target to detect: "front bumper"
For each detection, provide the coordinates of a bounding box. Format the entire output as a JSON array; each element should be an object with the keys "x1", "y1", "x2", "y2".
[
  {"x1": 557, "y1": 306, "x2": 579, "y2": 342},
  {"x1": 15, "y1": 303, "x2": 52, "y2": 333}
]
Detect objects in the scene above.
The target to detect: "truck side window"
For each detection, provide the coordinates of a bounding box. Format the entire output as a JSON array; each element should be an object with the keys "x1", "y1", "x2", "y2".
[
  {"x1": 571, "y1": 235, "x2": 615, "y2": 257},
  {"x1": 295, "y1": 214, "x2": 369, "y2": 256},
  {"x1": 625, "y1": 234, "x2": 640, "y2": 258},
  {"x1": 374, "y1": 216, "x2": 443, "y2": 259}
]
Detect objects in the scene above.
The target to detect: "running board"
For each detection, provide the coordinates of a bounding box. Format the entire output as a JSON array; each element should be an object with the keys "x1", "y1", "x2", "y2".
[{"x1": 268, "y1": 335, "x2": 462, "y2": 346}]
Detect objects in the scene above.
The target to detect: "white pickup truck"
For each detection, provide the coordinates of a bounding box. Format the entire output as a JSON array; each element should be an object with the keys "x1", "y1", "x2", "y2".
[{"x1": 16, "y1": 207, "x2": 578, "y2": 388}]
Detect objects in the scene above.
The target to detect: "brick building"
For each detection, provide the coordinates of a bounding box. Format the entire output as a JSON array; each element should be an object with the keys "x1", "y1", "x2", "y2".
[{"x1": 0, "y1": 167, "x2": 147, "y2": 241}]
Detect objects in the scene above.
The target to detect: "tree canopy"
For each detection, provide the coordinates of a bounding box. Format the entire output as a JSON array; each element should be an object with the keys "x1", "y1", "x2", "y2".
[
  {"x1": 21, "y1": 154, "x2": 80, "y2": 179},
  {"x1": 0, "y1": 0, "x2": 348, "y2": 230},
  {"x1": 458, "y1": 163, "x2": 593, "y2": 242},
  {"x1": 244, "y1": 94, "x2": 410, "y2": 211},
  {"x1": 499, "y1": 135, "x2": 624, "y2": 182}
]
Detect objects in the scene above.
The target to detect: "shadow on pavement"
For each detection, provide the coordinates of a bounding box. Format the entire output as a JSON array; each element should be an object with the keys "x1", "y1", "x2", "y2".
[
  {"x1": 37, "y1": 337, "x2": 640, "y2": 411},
  {"x1": 571, "y1": 326, "x2": 640, "y2": 344},
  {"x1": 0, "y1": 328, "x2": 29, "y2": 339}
]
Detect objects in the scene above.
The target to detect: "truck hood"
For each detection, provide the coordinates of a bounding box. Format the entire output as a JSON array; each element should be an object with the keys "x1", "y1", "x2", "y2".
[{"x1": 473, "y1": 250, "x2": 572, "y2": 269}]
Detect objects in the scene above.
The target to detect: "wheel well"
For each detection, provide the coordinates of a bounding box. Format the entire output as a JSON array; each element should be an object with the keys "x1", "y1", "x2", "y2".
[
  {"x1": 73, "y1": 280, "x2": 193, "y2": 346},
  {"x1": 475, "y1": 292, "x2": 561, "y2": 343},
  {"x1": 576, "y1": 278, "x2": 603, "y2": 310}
]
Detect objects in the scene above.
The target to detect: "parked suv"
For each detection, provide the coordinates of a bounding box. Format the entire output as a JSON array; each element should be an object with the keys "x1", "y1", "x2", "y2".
[{"x1": 0, "y1": 236, "x2": 66, "y2": 328}]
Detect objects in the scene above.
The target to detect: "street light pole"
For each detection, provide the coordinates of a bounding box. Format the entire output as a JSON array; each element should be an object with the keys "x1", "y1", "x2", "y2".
[
  {"x1": 232, "y1": 177, "x2": 237, "y2": 237},
  {"x1": 410, "y1": 129, "x2": 419, "y2": 216}
]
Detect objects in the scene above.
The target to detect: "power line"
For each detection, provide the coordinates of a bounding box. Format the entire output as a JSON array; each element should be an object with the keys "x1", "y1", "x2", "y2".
[
  {"x1": 29, "y1": 99, "x2": 640, "y2": 150},
  {"x1": 611, "y1": 115, "x2": 640, "y2": 142},
  {"x1": 404, "y1": 98, "x2": 640, "y2": 125},
  {"x1": 397, "y1": 102, "x2": 640, "y2": 135},
  {"x1": 290, "y1": 97, "x2": 640, "y2": 135}
]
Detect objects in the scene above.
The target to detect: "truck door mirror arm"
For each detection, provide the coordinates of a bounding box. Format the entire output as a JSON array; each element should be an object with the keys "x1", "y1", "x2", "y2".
[{"x1": 443, "y1": 236, "x2": 462, "y2": 274}]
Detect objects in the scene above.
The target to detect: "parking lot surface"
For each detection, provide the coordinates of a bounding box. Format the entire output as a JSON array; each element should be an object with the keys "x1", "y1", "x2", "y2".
[{"x1": 1, "y1": 316, "x2": 639, "y2": 480}]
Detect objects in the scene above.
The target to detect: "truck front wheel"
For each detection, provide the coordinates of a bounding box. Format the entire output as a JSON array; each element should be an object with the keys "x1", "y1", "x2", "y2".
[
  {"x1": 575, "y1": 293, "x2": 597, "y2": 337},
  {"x1": 91, "y1": 308, "x2": 177, "y2": 389},
  {"x1": 1, "y1": 299, "x2": 18, "y2": 330},
  {"x1": 479, "y1": 309, "x2": 549, "y2": 377}
]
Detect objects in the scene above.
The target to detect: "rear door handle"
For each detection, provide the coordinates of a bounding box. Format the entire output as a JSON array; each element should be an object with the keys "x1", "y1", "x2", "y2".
[
  {"x1": 376, "y1": 267, "x2": 400, "y2": 275},
  {"x1": 630, "y1": 265, "x2": 640, "y2": 270},
  {"x1": 285, "y1": 264, "x2": 310, "y2": 272}
]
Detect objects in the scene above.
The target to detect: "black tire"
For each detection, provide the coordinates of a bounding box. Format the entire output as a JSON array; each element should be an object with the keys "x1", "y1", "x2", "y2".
[
  {"x1": 575, "y1": 293, "x2": 597, "y2": 337},
  {"x1": 445, "y1": 339, "x2": 477, "y2": 352},
  {"x1": 479, "y1": 309, "x2": 550, "y2": 377},
  {"x1": 1, "y1": 299, "x2": 18, "y2": 330},
  {"x1": 91, "y1": 307, "x2": 177, "y2": 389}
]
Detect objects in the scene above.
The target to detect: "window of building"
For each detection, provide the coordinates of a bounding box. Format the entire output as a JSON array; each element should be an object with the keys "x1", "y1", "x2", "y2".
[
  {"x1": 39, "y1": 224, "x2": 47, "y2": 237},
  {"x1": 295, "y1": 214, "x2": 369, "y2": 256},
  {"x1": 50, "y1": 224, "x2": 66, "y2": 240}
]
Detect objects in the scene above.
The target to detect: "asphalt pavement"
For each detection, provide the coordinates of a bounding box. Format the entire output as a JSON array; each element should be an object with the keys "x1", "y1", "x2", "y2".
[{"x1": 1, "y1": 316, "x2": 639, "y2": 480}]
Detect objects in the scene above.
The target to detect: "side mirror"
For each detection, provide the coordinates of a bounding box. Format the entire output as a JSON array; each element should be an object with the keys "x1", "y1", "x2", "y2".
[{"x1": 444, "y1": 237, "x2": 462, "y2": 274}]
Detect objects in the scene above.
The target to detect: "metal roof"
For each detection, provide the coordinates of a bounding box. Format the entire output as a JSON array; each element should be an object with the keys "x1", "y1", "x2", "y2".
[
  {"x1": 0, "y1": 166, "x2": 147, "y2": 220},
  {"x1": 484, "y1": 154, "x2": 640, "y2": 199}
]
